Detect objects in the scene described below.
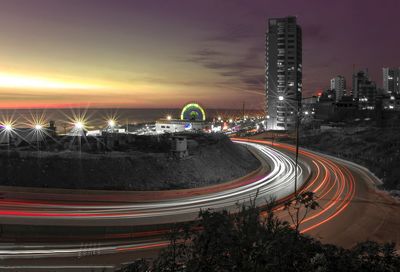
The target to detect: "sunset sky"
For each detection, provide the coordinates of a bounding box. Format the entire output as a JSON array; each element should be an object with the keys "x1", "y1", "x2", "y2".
[{"x1": 0, "y1": 0, "x2": 399, "y2": 109}]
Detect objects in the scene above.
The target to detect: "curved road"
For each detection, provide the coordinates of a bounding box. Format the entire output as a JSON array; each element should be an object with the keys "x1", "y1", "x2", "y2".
[
  {"x1": 0, "y1": 138, "x2": 399, "y2": 270},
  {"x1": 0, "y1": 141, "x2": 305, "y2": 226},
  {"x1": 239, "y1": 138, "x2": 400, "y2": 249}
]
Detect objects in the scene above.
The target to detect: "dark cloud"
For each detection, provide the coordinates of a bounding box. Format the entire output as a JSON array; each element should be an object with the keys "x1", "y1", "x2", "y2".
[
  {"x1": 187, "y1": 45, "x2": 262, "y2": 71},
  {"x1": 185, "y1": 48, "x2": 226, "y2": 63},
  {"x1": 192, "y1": 48, "x2": 224, "y2": 56},
  {"x1": 186, "y1": 45, "x2": 264, "y2": 93},
  {"x1": 242, "y1": 74, "x2": 265, "y2": 88},
  {"x1": 208, "y1": 24, "x2": 257, "y2": 42}
]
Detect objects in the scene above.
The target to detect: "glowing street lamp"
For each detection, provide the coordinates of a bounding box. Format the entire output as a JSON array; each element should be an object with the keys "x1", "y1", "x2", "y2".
[
  {"x1": 4, "y1": 124, "x2": 13, "y2": 132},
  {"x1": 107, "y1": 119, "x2": 116, "y2": 128},
  {"x1": 72, "y1": 120, "x2": 86, "y2": 153},
  {"x1": 1, "y1": 122, "x2": 14, "y2": 151},
  {"x1": 32, "y1": 123, "x2": 44, "y2": 150},
  {"x1": 166, "y1": 115, "x2": 172, "y2": 121},
  {"x1": 74, "y1": 121, "x2": 84, "y2": 130},
  {"x1": 34, "y1": 124, "x2": 43, "y2": 130},
  {"x1": 278, "y1": 95, "x2": 284, "y2": 101}
]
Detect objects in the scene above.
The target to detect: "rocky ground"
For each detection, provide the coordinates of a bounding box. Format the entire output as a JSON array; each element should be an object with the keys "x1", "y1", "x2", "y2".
[{"x1": 0, "y1": 133, "x2": 260, "y2": 190}]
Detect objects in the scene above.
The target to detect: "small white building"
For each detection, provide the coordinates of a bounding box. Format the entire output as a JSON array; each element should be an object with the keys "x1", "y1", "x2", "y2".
[
  {"x1": 155, "y1": 119, "x2": 205, "y2": 134},
  {"x1": 170, "y1": 136, "x2": 189, "y2": 159},
  {"x1": 156, "y1": 119, "x2": 186, "y2": 133}
]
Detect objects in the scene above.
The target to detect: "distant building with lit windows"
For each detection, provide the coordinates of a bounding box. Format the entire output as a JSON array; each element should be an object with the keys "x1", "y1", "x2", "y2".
[
  {"x1": 330, "y1": 75, "x2": 346, "y2": 102},
  {"x1": 352, "y1": 70, "x2": 377, "y2": 110},
  {"x1": 265, "y1": 16, "x2": 302, "y2": 130},
  {"x1": 382, "y1": 94, "x2": 400, "y2": 111},
  {"x1": 383, "y1": 67, "x2": 400, "y2": 95}
]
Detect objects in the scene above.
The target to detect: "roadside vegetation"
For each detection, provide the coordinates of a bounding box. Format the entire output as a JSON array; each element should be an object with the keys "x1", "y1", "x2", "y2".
[{"x1": 118, "y1": 195, "x2": 400, "y2": 272}]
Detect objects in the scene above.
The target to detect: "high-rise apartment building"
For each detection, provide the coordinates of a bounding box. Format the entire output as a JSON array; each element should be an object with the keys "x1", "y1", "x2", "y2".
[
  {"x1": 265, "y1": 16, "x2": 302, "y2": 130},
  {"x1": 330, "y1": 75, "x2": 346, "y2": 102},
  {"x1": 383, "y1": 67, "x2": 400, "y2": 95}
]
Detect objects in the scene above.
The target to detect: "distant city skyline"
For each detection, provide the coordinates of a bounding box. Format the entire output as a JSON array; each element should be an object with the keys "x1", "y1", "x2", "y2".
[{"x1": 0, "y1": 0, "x2": 399, "y2": 109}]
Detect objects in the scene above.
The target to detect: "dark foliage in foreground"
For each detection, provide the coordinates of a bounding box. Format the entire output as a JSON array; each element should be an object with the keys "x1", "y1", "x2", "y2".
[{"x1": 118, "y1": 202, "x2": 400, "y2": 272}]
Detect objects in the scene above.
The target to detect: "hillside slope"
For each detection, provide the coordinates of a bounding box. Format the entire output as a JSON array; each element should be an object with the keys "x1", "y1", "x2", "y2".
[{"x1": 0, "y1": 134, "x2": 260, "y2": 190}]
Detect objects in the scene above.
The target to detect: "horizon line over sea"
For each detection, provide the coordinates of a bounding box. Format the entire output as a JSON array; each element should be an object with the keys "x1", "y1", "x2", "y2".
[{"x1": 0, "y1": 108, "x2": 265, "y2": 130}]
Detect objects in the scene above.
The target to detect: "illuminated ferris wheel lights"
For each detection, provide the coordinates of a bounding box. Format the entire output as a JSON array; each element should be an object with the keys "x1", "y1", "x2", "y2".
[{"x1": 180, "y1": 102, "x2": 206, "y2": 121}]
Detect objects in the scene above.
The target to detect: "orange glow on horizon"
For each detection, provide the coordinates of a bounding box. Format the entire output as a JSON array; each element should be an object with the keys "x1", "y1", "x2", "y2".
[{"x1": 0, "y1": 73, "x2": 104, "y2": 90}]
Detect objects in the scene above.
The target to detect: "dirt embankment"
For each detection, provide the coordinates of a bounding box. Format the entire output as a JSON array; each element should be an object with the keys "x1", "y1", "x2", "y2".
[
  {"x1": 0, "y1": 134, "x2": 260, "y2": 190},
  {"x1": 300, "y1": 127, "x2": 400, "y2": 191}
]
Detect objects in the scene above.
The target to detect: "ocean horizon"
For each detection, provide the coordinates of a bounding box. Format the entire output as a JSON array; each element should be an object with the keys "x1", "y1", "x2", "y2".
[{"x1": 0, "y1": 108, "x2": 264, "y2": 130}]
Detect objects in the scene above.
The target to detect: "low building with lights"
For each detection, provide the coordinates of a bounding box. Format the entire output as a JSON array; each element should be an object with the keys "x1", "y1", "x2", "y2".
[
  {"x1": 382, "y1": 94, "x2": 400, "y2": 111},
  {"x1": 156, "y1": 102, "x2": 208, "y2": 134}
]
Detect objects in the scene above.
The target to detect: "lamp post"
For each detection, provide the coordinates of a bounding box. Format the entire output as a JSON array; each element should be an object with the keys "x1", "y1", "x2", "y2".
[
  {"x1": 107, "y1": 119, "x2": 116, "y2": 130},
  {"x1": 106, "y1": 119, "x2": 116, "y2": 152},
  {"x1": 74, "y1": 121, "x2": 84, "y2": 155},
  {"x1": 294, "y1": 103, "x2": 300, "y2": 196},
  {"x1": 277, "y1": 94, "x2": 301, "y2": 196},
  {"x1": 4, "y1": 124, "x2": 13, "y2": 153},
  {"x1": 34, "y1": 124, "x2": 42, "y2": 152}
]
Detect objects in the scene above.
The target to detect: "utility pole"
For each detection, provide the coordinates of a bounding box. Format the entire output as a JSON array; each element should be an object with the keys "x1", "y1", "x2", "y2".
[
  {"x1": 294, "y1": 97, "x2": 301, "y2": 196},
  {"x1": 294, "y1": 110, "x2": 300, "y2": 196},
  {"x1": 242, "y1": 101, "x2": 245, "y2": 120},
  {"x1": 7, "y1": 132, "x2": 11, "y2": 155}
]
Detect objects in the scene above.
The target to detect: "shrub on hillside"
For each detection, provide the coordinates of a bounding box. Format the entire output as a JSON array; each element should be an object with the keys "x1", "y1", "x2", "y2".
[{"x1": 118, "y1": 199, "x2": 400, "y2": 272}]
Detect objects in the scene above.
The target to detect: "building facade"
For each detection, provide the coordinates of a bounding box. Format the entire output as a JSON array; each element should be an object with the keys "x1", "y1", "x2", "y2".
[
  {"x1": 352, "y1": 70, "x2": 377, "y2": 110},
  {"x1": 352, "y1": 70, "x2": 367, "y2": 99},
  {"x1": 383, "y1": 67, "x2": 400, "y2": 95},
  {"x1": 265, "y1": 16, "x2": 302, "y2": 130},
  {"x1": 330, "y1": 75, "x2": 346, "y2": 102}
]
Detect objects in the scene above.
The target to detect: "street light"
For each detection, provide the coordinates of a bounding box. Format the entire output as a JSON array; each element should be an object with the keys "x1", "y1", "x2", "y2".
[
  {"x1": 73, "y1": 120, "x2": 86, "y2": 155},
  {"x1": 4, "y1": 124, "x2": 13, "y2": 132},
  {"x1": 74, "y1": 121, "x2": 84, "y2": 130},
  {"x1": 107, "y1": 119, "x2": 116, "y2": 128},
  {"x1": 275, "y1": 94, "x2": 301, "y2": 196},
  {"x1": 1, "y1": 122, "x2": 14, "y2": 152},
  {"x1": 33, "y1": 124, "x2": 44, "y2": 151},
  {"x1": 166, "y1": 115, "x2": 172, "y2": 121},
  {"x1": 34, "y1": 124, "x2": 43, "y2": 130}
]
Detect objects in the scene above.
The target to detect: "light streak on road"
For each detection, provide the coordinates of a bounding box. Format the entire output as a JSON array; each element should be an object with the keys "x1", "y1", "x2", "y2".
[
  {"x1": 0, "y1": 142, "x2": 304, "y2": 224},
  {"x1": 235, "y1": 139, "x2": 356, "y2": 235}
]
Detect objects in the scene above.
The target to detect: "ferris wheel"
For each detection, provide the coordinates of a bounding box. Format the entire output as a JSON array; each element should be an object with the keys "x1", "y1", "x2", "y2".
[{"x1": 180, "y1": 102, "x2": 206, "y2": 121}]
